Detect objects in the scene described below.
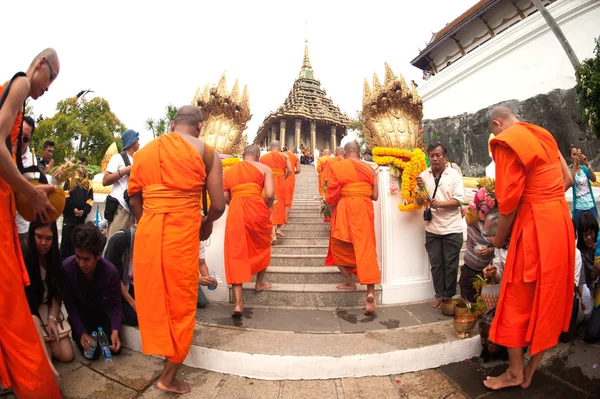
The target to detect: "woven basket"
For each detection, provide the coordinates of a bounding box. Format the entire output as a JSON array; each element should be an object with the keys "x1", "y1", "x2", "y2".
[{"x1": 481, "y1": 284, "x2": 501, "y2": 312}]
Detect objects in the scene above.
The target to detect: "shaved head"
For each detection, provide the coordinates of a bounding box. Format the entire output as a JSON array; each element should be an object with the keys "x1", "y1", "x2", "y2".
[
  {"x1": 335, "y1": 147, "x2": 345, "y2": 157},
  {"x1": 174, "y1": 105, "x2": 204, "y2": 126},
  {"x1": 27, "y1": 48, "x2": 60, "y2": 100},
  {"x1": 490, "y1": 106, "x2": 519, "y2": 135},
  {"x1": 31, "y1": 48, "x2": 59, "y2": 69},
  {"x1": 269, "y1": 140, "x2": 281, "y2": 151},
  {"x1": 344, "y1": 141, "x2": 360, "y2": 155},
  {"x1": 323, "y1": 149, "x2": 331, "y2": 156},
  {"x1": 243, "y1": 144, "x2": 261, "y2": 158},
  {"x1": 490, "y1": 106, "x2": 516, "y2": 121}
]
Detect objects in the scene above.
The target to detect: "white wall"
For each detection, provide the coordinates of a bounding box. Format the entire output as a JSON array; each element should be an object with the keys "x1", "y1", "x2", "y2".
[{"x1": 419, "y1": 0, "x2": 600, "y2": 120}]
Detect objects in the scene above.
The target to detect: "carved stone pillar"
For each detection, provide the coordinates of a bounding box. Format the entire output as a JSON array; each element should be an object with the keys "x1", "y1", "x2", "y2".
[
  {"x1": 310, "y1": 121, "x2": 317, "y2": 155},
  {"x1": 330, "y1": 125, "x2": 337, "y2": 151},
  {"x1": 294, "y1": 119, "x2": 301, "y2": 149},
  {"x1": 271, "y1": 124, "x2": 277, "y2": 144},
  {"x1": 280, "y1": 119, "x2": 287, "y2": 147}
]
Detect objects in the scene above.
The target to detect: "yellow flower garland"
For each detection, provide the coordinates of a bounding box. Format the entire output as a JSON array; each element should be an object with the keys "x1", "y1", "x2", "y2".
[
  {"x1": 222, "y1": 157, "x2": 240, "y2": 170},
  {"x1": 372, "y1": 147, "x2": 427, "y2": 212}
]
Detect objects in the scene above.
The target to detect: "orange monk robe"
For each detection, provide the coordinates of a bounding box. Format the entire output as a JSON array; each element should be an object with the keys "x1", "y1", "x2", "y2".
[
  {"x1": 0, "y1": 83, "x2": 61, "y2": 399},
  {"x1": 317, "y1": 155, "x2": 330, "y2": 197},
  {"x1": 223, "y1": 162, "x2": 272, "y2": 284},
  {"x1": 322, "y1": 156, "x2": 343, "y2": 222},
  {"x1": 260, "y1": 152, "x2": 287, "y2": 225},
  {"x1": 324, "y1": 159, "x2": 380, "y2": 285},
  {"x1": 129, "y1": 132, "x2": 206, "y2": 364},
  {"x1": 283, "y1": 151, "x2": 298, "y2": 209},
  {"x1": 489, "y1": 122, "x2": 574, "y2": 355}
]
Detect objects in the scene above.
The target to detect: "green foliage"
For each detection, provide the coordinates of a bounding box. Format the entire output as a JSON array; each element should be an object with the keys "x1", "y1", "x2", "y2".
[
  {"x1": 146, "y1": 104, "x2": 177, "y2": 138},
  {"x1": 32, "y1": 96, "x2": 126, "y2": 167},
  {"x1": 576, "y1": 37, "x2": 600, "y2": 136},
  {"x1": 347, "y1": 112, "x2": 366, "y2": 149}
]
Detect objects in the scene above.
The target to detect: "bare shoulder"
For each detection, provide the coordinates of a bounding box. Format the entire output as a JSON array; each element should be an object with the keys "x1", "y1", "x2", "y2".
[
  {"x1": 178, "y1": 133, "x2": 204, "y2": 156},
  {"x1": 282, "y1": 153, "x2": 289, "y2": 160},
  {"x1": 251, "y1": 161, "x2": 271, "y2": 174},
  {"x1": 360, "y1": 160, "x2": 376, "y2": 175},
  {"x1": 1, "y1": 76, "x2": 30, "y2": 113}
]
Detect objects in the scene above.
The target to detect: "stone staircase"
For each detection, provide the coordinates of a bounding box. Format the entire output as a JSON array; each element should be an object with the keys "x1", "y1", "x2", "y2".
[{"x1": 239, "y1": 164, "x2": 382, "y2": 307}]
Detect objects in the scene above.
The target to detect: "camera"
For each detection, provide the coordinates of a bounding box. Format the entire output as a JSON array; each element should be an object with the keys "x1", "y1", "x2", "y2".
[{"x1": 423, "y1": 208, "x2": 432, "y2": 221}]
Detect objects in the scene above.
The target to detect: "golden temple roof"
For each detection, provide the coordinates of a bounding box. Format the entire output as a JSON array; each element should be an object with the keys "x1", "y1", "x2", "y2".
[{"x1": 254, "y1": 41, "x2": 349, "y2": 143}]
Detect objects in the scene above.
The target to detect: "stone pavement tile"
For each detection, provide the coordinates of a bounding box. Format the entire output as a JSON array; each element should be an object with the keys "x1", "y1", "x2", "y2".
[
  {"x1": 393, "y1": 369, "x2": 462, "y2": 399},
  {"x1": 542, "y1": 340, "x2": 600, "y2": 395},
  {"x1": 59, "y1": 366, "x2": 136, "y2": 399},
  {"x1": 196, "y1": 304, "x2": 268, "y2": 329},
  {"x1": 439, "y1": 358, "x2": 494, "y2": 398},
  {"x1": 337, "y1": 306, "x2": 420, "y2": 334},
  {"x1": 139, "y1": 366, "x2": 223, "y2": 398},
  {"x1": 258, "y1": 308, "x2": 341, "y2": 333},
  {"x1": 55, "y1": 340, "x2": 87, "y2": 376},
  {"x1": 282, "y1": 379, "x2": 338, "y2": 399},
  {"x1": 341, "y1": 376, "x2": 401, "y2": 399},
  {"x1": 403, "y1": 303, "x2": 452, "y2": 324},
  {"x1": 481, "y1": 370, "x2": 585, "y2": 398},
  {"x1": 215, "y1": 375, "x2": 281, "y2": 399},
  {"x1": 89, "y1": 348, "x2": 162, "y2": 391}
]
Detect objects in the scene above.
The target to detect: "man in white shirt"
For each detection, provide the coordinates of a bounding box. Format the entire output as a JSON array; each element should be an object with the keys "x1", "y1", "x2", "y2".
[
  {"x1": 15, "y1": 116, "x2": 40, "y2": 250},
  {"x1": 103, "y1": 129, "x2": 140, "y2": 239},
  {"x1": 416, "y1": 143, "x2": 465, "y2": 309}
]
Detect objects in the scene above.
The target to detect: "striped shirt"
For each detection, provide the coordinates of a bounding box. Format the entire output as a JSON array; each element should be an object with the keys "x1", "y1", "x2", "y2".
[{"x1": 464, "y1": 221, "x2": 494, "y2": 272}]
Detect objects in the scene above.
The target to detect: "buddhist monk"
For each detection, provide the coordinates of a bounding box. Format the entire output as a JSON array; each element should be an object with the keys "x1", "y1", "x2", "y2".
[
  {"x1": 484, "y1": 106, "x2": 574, "y2": 390},
  {"x1": 317, "y1": 148, "x2": 332, "y2": 196},
  {"x1": 322, "y1": 147, "x2": 345, "y2": 222},
  {"x1": 0, "y1": 49, "x2": 62, "y2": 399},
  {"x1": 129, "y1": 105, "x2": 225, "y2": 394},
  {"x1": 325, "y1": 141, "x2": 380, "y2": 314},
  {"x1": 224, "y1": 145, "x2": 274, "y2": 316},
  {"x1": 260, "y1": 140, "x2": 292, "y2": 242},
  {"x1": 283, "y1": 146, "x2": 301, "y2": 221}
]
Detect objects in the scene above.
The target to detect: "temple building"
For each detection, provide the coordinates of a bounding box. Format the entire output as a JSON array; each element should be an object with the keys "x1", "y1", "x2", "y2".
[{"x1": 253, "y1": 41, "x2": 349, "y2": 154}]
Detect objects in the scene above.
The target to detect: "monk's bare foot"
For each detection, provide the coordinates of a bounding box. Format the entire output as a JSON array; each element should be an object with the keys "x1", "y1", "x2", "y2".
[
  {"x1": 430, "y1": 297, "x2": 444, "y2": 308},
  {"x1": 255, "y1": 282, "x2": 273, "y2": 292},
  {"x1": 336, "y1": 283, "x2": 357, "y2": 290},
  {"x1": 520, "y1": 364, "x2": 534, "y2": 389},
  {"x1": 276, "y1": 229, "x2": 286, "y2": 237},
  {"x1": 365, "y1": 294, "x2": 376, "y2": 315},
  {"x1": 157, "y1": 377, "x2": 192, "y2": 394},
  {"x1": 483, "y1": 369, "x2": 523, "y2": 390}
]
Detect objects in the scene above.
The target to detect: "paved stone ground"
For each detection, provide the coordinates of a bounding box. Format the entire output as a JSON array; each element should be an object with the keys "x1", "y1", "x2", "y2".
[{"x1": 2, "y1": 338, "x2": 598, "y2": 398}]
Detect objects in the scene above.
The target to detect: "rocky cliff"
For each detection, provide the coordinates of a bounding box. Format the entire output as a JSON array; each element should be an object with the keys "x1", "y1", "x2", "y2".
[{"x1": 422, "y1": 88, "x2": 600, "y2": 177}]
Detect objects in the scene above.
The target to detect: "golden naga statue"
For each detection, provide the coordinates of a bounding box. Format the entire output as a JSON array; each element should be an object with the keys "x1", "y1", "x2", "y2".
[
  {"x1": 361, "y1": 62, "x2": 424, "y2": 149},
  {"x1": 193, "y1": 72, "x2": 251, "y2": 155},
  {"x1": 101, "y1": 142, "x2": 118, "y2": 172}
]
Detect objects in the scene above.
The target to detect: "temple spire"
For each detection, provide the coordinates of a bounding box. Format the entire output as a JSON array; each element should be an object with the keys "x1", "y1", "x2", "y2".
[{"x1": 298, "y1": 40, "x2": 315, "y2": 79}]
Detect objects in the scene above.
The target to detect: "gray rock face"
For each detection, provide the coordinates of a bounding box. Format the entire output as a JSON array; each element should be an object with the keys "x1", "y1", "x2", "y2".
[{"x1": 422, "y1": 88, "x2": 600, "y2": 177}]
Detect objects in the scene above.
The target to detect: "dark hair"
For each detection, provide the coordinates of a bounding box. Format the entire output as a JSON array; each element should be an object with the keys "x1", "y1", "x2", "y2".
[
  {"x1": 79, "y1": 157, "x2": 88, "y2": 164},
  {"x1": 568, "y1": 145, "x2": 578, "y2": 156},
  {"x1": 73, "y1": 222, "x2": 106, "y2": 256},
  {"x1": 427, "y1": 142, "x2": 447, "y2": 155},
  {"x1": 23, "y1": 116, "x2": 36, "y2": 135},
  {"x1": 25, "y1": 221, "x2": 63, "y2": 307},
  {"x1": 43, "y1": 140, "x2": 55, "y2": 149},
  {"x1": 577, "y1": 212, "x2": 599, "y2": 252}
]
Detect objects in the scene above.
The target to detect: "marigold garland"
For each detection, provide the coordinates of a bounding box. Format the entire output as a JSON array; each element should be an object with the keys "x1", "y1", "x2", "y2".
[
  {"x1": 204, "y1": 157, "x2": 241, "y2": 211},
  {"x1": 373, "y1": 147, "x2": 427, "y2": 212}
]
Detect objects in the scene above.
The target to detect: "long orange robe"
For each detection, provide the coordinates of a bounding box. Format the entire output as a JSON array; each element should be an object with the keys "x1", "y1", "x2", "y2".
[
  {"x1": 325, "y1": 159, "x2": 380, "y2": 285},
  {"x1": 129, "y1": 133, "x2": 206, "y2": 363},
  {"x1": 260, "y1": 152, "x2": 287, "y2": 225},
  {"x1": 317, "y1": 155, "x2": 330, "y2": 196},
  {"x1": 322, "y1": 156, "x2": 343, "y2": 222},
  {"x1": 489, "y1": 122, "x2": 574, "y2": 355},
  {"x1": 283, "y1": 151, "x2": 298, "y2": 209},
  {"x1": 223, "y1": 162, "x2": 272, "y2": 284},
  {"x1": 0, "y1": 82, "x2": 61, "y2": 398}
]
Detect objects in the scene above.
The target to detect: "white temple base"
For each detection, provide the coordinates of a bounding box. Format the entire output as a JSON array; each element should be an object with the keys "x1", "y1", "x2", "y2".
[{"x1": 485, "y1": 160, "x2": 495, "y2": 179}]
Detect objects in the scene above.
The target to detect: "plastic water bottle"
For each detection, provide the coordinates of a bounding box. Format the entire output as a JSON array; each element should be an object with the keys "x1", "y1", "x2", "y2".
[
  {"x1": 83, "y1": 331, "x2": 98, "y2": 360},
  {"x1": 97, "y1": 327, "x2": 112, "y2": 362},
  {"x1": 208, "y1": 270, "x2": 216, "y2": 291}
]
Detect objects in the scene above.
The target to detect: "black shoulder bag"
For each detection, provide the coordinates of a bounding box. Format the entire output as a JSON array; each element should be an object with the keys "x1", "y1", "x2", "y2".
[
  {"x1": 423, "y1": 173, "x2": 442, "y2": 221},
  {"x1": 120, "y1": 151, "x2": 131, "y2": 208}
]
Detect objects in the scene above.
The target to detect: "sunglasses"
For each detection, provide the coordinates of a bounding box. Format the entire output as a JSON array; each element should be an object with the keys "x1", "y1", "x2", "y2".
[{"x1": 44, "y1": 59, "x2": 56, "y2": 82}]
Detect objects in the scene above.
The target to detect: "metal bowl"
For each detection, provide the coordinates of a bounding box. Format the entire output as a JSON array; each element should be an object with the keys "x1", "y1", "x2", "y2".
[
  {"x1": 453, "y1": 314, "x2": 478, "y2": 338},
  {"x1": 454, "y1": 302, "x2": 470, "y2": 317},
  {"x1": 441, "y1": 298, "x2": 461, "y2": 316}
]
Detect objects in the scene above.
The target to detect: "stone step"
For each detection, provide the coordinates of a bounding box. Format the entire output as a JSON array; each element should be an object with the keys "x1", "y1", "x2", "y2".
[
  {"x1": 283, "y1": 223, "x2": 330, "y2": 231},
  {"x1": 288, "y1": 212, "x2": 323, "y2": 218},
  {"x1": 287, "y1": 217, "x2": 326, "y2": 223},
  {"x1": 270, "y1": 254, "x2": 326, "y2": 267},
  {"x1": 239, "y1": 283, "x2": 382, "y2": 307},
  {"x1": 275, "y1": 237, "x2": 330, "y2": 245},
  {"x1": 255, "y1": 266, "x2": 345, "y2": 284},
  {"x1": 271, "y1": 245, "x2": 328, "y2": 255},
  {"x1": 285, "y1": 220, "x2": 329, "y2": 225},
  {"x1": 276, "y1": 230, "x2": 330, "y2": 238}
]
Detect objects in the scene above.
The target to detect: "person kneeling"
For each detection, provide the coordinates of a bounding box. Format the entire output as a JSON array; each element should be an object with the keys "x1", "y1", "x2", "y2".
[
  {"x1": 24, "y1": 221, "x2": 74, "y2": 378},
  {"x1": 63, "y1": 223, "x2": 122, "y2": 359}
]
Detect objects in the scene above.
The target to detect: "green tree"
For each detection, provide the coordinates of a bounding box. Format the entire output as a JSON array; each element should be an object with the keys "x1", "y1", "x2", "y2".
[
  {"x1": 576, "y1": 37, "x2": 600, "y2": 136},
  {"x1": 347, "y1": 112, "x2": 365, "y2": 148},
  {"x1": 145, "y1": 104, "x2": 178, "y2": 138},
  {"x1": 33, "y1": 96, "x2": 126, "y2": 166}
]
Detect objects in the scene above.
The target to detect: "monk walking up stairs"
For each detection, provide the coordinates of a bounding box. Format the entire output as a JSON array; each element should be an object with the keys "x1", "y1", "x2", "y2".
[
  {"x1": 283, "y1": 146, "x2": 301, "y2": 222},
  {"x1": 128, "y1": 105, "x2": 225, "y2": 394},
  {"x1": 260, "y1": 140, "x2": 292, "y2": 243},
  {"x1": 325, "y1": 141, "x2": 380, "y2": 314},
  {"x1": 322, "y1": 147, "x2": 345, "y2": 222},
  {"x1": 316, "y1": 148, "x2": 331, "y2": 196},
  {"x1": 224, "y1": 145, "x2": 274, "y2": 317}
]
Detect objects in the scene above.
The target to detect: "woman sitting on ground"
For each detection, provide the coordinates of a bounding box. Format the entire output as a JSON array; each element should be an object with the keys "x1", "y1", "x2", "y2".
[{"x1": 24, "y1": 221, "x2": 74, "y2": 378}]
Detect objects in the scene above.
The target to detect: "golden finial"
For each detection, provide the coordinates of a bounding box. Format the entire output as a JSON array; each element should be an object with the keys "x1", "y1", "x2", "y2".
[
  {"x1": 201, "y1": 84, "x2": 210, "y2": 103},
  {"x1": 372, "y1": 72, "x2": 383, "y2": 99},
  {"x1": 303, "y1": 39, "x2": 312, "y2": 70},
  {"x1": 241, "y1": 85, "x2": 250, "y2": 111},
  {"x1": 230, "y1": 79, "x2": 240, "y2": 102},
  {"x1": 193, "y1": 87, "x2": 202, "y2": 105},
  {"x1": 411, "y1": 81, "x2": 421, "y2": 105},
  {"x1": 398, "y1": 73, "x2": 410, "y2": 97},
  {"x1": 383, "y1": 62, "x2": 397, "y2": 90},
  {"x1": 362, "y1": 78, "x2": 372, "y2": 108},
  {"x1": 216, "y1": 71, "x2": 227, "y2": 97}
]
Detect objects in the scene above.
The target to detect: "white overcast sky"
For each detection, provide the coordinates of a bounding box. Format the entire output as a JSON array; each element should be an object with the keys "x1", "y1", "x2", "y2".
[{"x1": 1, "y1": 0, "x2": 475, "y2": 146}]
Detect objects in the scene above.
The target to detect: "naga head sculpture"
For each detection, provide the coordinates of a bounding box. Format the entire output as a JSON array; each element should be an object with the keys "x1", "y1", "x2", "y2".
[
  {"x1": 101, "y1": 142, "x2": 118, "y2": 172},
  {"x1": 193, "y1": 72, "x2": 251, "y2": 155},
  {"x1": 361, "y1": 63, "x2": 423, "y2": 150}
]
